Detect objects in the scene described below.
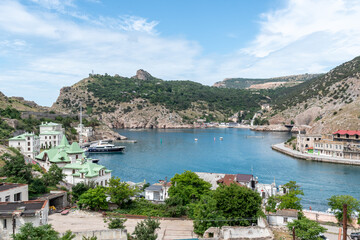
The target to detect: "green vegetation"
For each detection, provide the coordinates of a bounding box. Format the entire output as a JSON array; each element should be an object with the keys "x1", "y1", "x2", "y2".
[
  {"x1": 168, "y1": 170, "x2": 211, "y2": 205},
  {"x1": 271, "y1": 56, "x2": 360, "y2": 111},
  {"x1": 71, "y1": 182, "x2": 95, "y2": 202},
  {"x1": 131, "y1": 217, "x2": 160, "y2": 240},
  {"x1": 287, "y1": 217, "x2": 327, "y2": 240},
  {"x1": 106, "y1": 177, "x2": 138, "y2": 208},
  {"x1": 214, "y1": 74, "x2": 321, "y2": 89},
  {"x1": 86, "y1": 75, "x2": 268, "y2": 119},
  {"x1": 0, "y1": 149, "x2": 64, "y2": 197},
  {"x1": 106, "y1": 216, "x2": 127, "y2": 229},
  {"x1": 190, "y1": 183, "x2": 263, "y2": 235},
  {"x1": 78, "y1": 186, "x2": 108, "y2": 210},
  {"x1": 12, "y1": 223, "x2": 75, "y2": 240},
  {"x1": 327, "y1": 195, "x2": 360, "y2": 224},
  {"x1": 253, "y1": 117, "x2": 269, "y2": 125}
]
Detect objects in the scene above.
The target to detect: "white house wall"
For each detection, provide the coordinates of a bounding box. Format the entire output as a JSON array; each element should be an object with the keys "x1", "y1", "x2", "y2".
[{"x1": 0, "y1": 185, "x2": 28, "y2": 202}]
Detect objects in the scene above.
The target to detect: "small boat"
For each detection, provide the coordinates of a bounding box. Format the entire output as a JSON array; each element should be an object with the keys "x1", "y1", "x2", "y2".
[
  {"x1": 86, "y1": 140, "x2": 125, "y2": 153},
  {"x1": 219, "y1": 137, "x2": 223, "y2": 141},
  {"x1": 195, "y1": 138, "x2": 198, "y2": 141}
]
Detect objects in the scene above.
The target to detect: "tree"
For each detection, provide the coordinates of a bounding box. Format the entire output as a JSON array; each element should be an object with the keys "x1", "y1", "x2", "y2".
[
  {"x1": 0, "y1": 152, "x2": 32, "y2": 183},
  {"x1": 78, "y1": 186, "x2": 108, "y2": 211},
  {"x1": 106, "y1": 216, "x2": 127, "y2": 229},
  {"x1": 189, "y1": 193, "x2": 226, "y2": 236},
  {"x1": 12, "y1": 223, "x2": 75, "y2": 240},
  {"x1": 132, "y1": 217, "x2": 160, "y2": 240},
  {"x1": 106, "y1": 177, "x2": 137, "y2": 208},
  {"x1": 265, "y1": 195, "x2": 278, "y2": 213},
  {"x1": 168, "y1": 171, "x2": 211, "y2": 205},
  {"x1": 287, "y1": 217, "x2": 327, "y2": 240},
  {"x1": 43, "y1": 164, "x2": 64, "y2": 186},
  {"x1": 71, "y1": 182, "x2": 94, "y2": 202},
  {"x1": 213, "y1": 183, "x2": 263, "y2": 226},
  {"x1": 189, "y1": 183, "x2": 264, "y2": 236},
  {"x1": 278, "y1": 181, "x2": 304, "y2": 211},
  {"x1": 29, "y1": 178, "x2": 47, "y2": 196},
  {"x1": 328, "y1": 195, "x2": 360, "y2": 224}
]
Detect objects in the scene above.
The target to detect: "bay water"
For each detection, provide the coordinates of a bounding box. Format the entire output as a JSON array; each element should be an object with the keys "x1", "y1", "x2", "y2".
[{"x1": 87, "y1": 128, "x2": 360, "y2": 211}]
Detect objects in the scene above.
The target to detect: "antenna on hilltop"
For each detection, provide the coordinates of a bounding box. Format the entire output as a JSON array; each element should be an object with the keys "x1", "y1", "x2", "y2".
[{"x1": 92, "y1": 70, "x2": 94, "y2": 75}]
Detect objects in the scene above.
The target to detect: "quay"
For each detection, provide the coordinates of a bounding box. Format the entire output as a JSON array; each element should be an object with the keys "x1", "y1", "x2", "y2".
[{"x1": 272, "y1": 142, "x2": 360, "y2": 166}]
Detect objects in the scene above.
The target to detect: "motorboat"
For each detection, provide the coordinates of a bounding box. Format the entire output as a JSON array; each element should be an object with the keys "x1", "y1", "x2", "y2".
[{"x1": 86, "y1": 140, "x2": 125, "y2": 153}]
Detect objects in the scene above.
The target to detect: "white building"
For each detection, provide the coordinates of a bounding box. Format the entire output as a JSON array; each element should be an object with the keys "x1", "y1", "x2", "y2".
[
  {"x1": 39, "y1": 122, "x2": 64, "y2": 149},
  {"x1": 267, "y1": 209, "x2": 298, "y2": 226},
  {"x1": 74, "y1": 124, "x2": 94, "y2": 138},
  {"x1": 296, "y1": 134, "x2": 322, "y2": 153},
  {"x1": 0, "y1": 183, "x2": 28, "y2": 203},
  {"x1": 8, "y1": 133, "x2": 40, "y2": 159},
  {"x1": 145, "y1": 181, "x2": 171, "y2": 202},
  {"x1": 36, "y1": 136, "x2": 112, "y2": 186},
  {"x1": 0, "y1": 200, "x2": 49, "y2": 240}
]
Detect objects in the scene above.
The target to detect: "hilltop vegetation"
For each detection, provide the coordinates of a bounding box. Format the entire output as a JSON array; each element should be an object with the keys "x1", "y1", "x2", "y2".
[
  {"x1": 267, "y1": 56, "x2": 360, "y2": 133},
  {"x1": 52, "y1": 70, "x2": 270, "y2": 128},
  {"x1": 213, "y1": 74, "x2": 322, "y2": 89},
  {"x1": 86, "y1": 74, "x2": 267, "y2": 114},
  {"x1": 270, "y1": 56, "x2": 360, "y2": 111}
]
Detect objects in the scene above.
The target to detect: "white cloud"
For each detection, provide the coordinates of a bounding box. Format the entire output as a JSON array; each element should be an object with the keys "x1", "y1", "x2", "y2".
[
  {"x1": 225, "y1": 0, "x2": 360, "y2": 78},
  {"x1": 2, "y1": 0, "x2": 360, "y2": 106}
]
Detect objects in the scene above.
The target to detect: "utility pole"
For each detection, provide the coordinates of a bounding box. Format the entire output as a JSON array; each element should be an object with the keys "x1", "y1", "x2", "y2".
[
  {"x1": 292, "y1": 226, "x2": 295, "y2": 240},
  {"x1": 343, "y1": 204, "x2": 347, "y2": 240}
]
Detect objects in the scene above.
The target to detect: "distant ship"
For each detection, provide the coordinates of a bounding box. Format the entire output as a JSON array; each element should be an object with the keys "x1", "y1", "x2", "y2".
[{"x1": 86, "y1": 140, "x2": 125, "y2": 153}]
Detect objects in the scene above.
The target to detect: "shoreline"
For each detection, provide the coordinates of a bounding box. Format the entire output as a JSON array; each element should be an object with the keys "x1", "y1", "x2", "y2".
[{"x1": 272, "y1": 142, "x2": 360, "y2": 166}]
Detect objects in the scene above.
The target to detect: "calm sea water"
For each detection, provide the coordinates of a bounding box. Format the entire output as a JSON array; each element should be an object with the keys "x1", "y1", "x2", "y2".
[{"x1": 87, "y1": 128, "x2": 360, "y2": 211}]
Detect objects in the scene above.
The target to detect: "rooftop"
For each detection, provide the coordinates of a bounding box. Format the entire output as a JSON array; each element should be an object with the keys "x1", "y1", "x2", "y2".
[
  {"x1": 40, "y1": 122, "x2": 60, "y2": 126},
  {"x1": 0, "y1": 183, "x2": 27, "y2": 192},
  {"x1": 333, "y1": 130, "x2": 360, "y2": 136},
  {"x1": 9, "y1": 132, "x2": 36, "y2": 141},
  {"x1": 145, "y1": 185, "x2": 163, "y2": 191},
  {"x1": 268, "y1": 209, "x2": 298, "y2": 217},
  {"x1": 0, "y1": 200, "x2": 47, "y2": 218}
]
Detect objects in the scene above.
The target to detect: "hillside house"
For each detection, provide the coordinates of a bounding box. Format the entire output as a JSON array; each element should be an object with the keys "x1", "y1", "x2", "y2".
[
  {"x1": 0, "y1": 183, "x2": 28, "y2": 203},
  {"x1": 296, "y1": 134, "x2": 322, "y2": 153},
  {"x1": 144, "y1": 180, "x2": 171, "y2": 202},
  {"x1": 8, "y1": 132, "x2": 40, "y2": 159},
  {"x1": 312, "y1": 130, "x2": 360, "y2": 159},
  {"x1": 39, "y1": 122, "x2": 64, "y2": 149},
  {"x1": 267, "y1": 209, "x2": 298, "y2": 226},
  {"x1": 0, "y1": 200, "x2": 49, "y2": 240},
  {"x1": 36, "y1": 136, "x2": 112, "y2": 186}
]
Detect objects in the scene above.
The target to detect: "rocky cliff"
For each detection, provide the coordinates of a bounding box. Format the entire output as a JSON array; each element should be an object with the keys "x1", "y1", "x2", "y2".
[
  {"x1": 268, "y1": 56, "x2": 360, "y2": 134},
  {"x1": 51, "y1": 70, "x2": 266, "y2": 129}
]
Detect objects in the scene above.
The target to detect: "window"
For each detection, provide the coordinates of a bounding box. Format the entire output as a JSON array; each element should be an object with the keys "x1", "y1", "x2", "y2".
[
  {"x1": 49, "y1": 136, "x2": 51, "y2": 139},
  {"x1": 45, "y1": 136, "x2": 47, "y2": 139},
  {"x1": 346, "y1": 134, "x2": 349, "y2": 138},
  {"x1": 284, "y1": 217, "x2": 288, "y2": 223},
  {"x1": 27, "y1": 137, "x2": 30, "y2": 141},
  {"x1": 14, "y1": 192, "x2": 21, "y2": 201},
  {"x1": 105, "y1": 180, "x2": 107, "y2": 186},
  {"x1": 101, "y1": 181, "x2": 103, "y2": 186},
  {"x1": 28, "y1": 142, "x2": 30, "y2": 146},
  {"x1": 18, "y1": 142, "x2": 20, "y2": 146},
  {"x1": 72, "y1": 169, "x2": 75, "y2": 174},
  {"x1": 5, "y1": 196, "x2": 10, "y2": 202},
  {"x1": 54, "y1": 141, "x2": 56, "y2": 145},
  {"x1": 28, "y1": 148, "x2": 30, "y2": 151},
  {"x1": 3, "y1": 219, "x2": 6, "y2": 229},
  {"x1": 76, "y1": 155, "x2": 78, "y2": 159},
  {"x1": 54, "y1": 136, "x2": 56, "y2": 139}
]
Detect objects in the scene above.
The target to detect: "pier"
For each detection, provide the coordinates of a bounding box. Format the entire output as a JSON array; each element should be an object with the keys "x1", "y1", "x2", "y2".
[{"x1": 272, "y1": 143, "x2": 360, "y2": 166}]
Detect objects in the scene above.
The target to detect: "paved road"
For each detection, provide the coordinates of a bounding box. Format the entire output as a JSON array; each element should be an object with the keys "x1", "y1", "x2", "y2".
[{"x1": 323, "y1": 224, "x2": 359, "y2": 240}]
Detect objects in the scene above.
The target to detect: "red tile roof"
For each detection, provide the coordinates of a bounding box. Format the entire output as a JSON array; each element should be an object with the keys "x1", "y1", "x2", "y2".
[
  {"x1": 333, "y1": 130, "x2": 360, "y2": 135},
  {"x1": 217, "y1": 174, "x2": 241, "y2": 186}
]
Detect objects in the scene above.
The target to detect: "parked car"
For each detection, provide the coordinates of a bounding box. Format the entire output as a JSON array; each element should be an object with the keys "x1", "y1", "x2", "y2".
[
  {"x1": 319, "y1": 234, "x2": 329, "y2": 240},
  {"x1": 351, "y1": 232, "x2": 360, "y2": 240}
]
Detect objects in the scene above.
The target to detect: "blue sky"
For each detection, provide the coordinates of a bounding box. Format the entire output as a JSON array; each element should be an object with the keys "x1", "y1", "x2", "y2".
[{"x1": 1, "y1": 0, "x2": 360, "y2": 106}]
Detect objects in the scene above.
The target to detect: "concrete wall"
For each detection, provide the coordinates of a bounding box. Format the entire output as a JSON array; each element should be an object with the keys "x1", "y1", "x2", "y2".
[
  {"x1": 59, "y1": 229, "x2": 127, "y2": 240},
  {"x1": 0, "y1": 185, "x2": 28, "y2": 202},
  {"x1": 9, "y1": 135, "x2": 40, "y2": 159}
]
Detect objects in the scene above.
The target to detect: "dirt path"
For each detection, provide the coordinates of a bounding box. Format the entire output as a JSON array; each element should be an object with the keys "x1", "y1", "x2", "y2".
[{"x1": 49, "y1": 210, "x2": 196, "y2": 240}]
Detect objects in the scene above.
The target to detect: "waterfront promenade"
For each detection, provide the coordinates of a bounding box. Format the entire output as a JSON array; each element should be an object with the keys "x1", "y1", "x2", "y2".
[{"x1": 272, "y1": 143, "x2": 360, "y2": 166}]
